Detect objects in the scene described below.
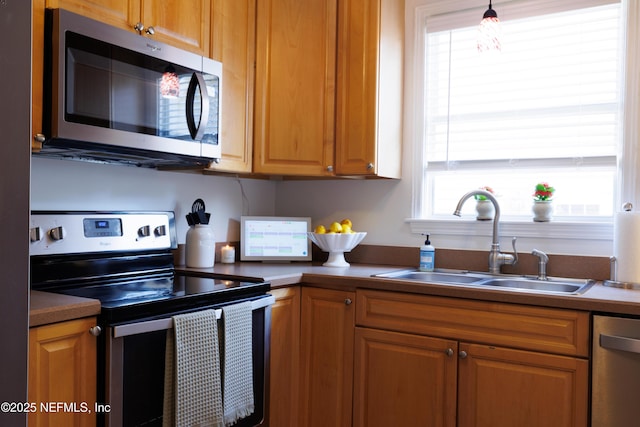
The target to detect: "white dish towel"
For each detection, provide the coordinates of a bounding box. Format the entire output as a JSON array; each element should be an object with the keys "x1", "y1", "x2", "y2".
[
  {"x1": 222, "y1": 301, "x2": 255, "y2": 426},
  {"x1": 163, "y1": 309, "x2": 224, "y2": 427}
]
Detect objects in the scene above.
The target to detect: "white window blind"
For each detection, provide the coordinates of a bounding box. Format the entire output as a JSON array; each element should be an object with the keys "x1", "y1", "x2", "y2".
[{"x1": 422, "y1": 1, "x2": 623, "y2": 219}]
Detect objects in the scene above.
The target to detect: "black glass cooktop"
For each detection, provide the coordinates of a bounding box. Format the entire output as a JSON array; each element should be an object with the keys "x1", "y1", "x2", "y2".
[{"x1": 51, "y1": 273, "x2": 270, "y2": 323}]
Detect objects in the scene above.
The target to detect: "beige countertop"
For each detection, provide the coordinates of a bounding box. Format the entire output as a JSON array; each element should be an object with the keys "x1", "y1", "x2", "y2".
[
  {"x1": 30, "y1": 290, "x2": 101, "y2": 327},
  {"x1": 177, "y1": 262, "x2": 640, "y2": 316},
  {"x1": 30, "y1": 261, "x2": 640, "y2": 327}
]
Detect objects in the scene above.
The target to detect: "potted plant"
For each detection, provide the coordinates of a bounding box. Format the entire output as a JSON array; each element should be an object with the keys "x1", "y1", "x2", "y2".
[
  {"x1": 532, "y1": 182, "x2": 555, "y2": 222},
  {"x1": 474, "y1": 186, "x2": 495, "y2": 220}
]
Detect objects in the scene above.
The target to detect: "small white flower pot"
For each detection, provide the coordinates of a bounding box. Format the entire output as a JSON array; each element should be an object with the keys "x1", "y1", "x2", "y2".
[
  {"x1": 532, "y1": 200, "x2": 553, "y2": 222},
  {"x1": 476, "y1": 200, "x2": 494, "y2": 220}
]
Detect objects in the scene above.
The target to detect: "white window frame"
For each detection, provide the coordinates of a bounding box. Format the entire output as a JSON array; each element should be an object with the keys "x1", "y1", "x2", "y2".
[{"x1": 406, "y1": 0, "x2": 640, "y2": 256}]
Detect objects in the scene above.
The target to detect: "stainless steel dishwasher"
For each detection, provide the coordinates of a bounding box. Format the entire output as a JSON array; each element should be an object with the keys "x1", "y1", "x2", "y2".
[{"x1": 592, "y1": 315, "x2": 640, "y2": 426}]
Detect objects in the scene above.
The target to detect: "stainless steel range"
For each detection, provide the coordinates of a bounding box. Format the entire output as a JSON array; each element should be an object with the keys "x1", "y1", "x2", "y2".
[{"x1": 30, "y1": 211, "x2": 273, "y2": 427}]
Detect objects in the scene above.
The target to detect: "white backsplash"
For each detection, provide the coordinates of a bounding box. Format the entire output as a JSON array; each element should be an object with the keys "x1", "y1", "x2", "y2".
[{"x1": 30, "y1": 157, "x2": 277, "y2": 244}]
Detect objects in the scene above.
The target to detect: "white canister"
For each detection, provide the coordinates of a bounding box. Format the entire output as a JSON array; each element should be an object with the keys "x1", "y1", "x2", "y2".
[{"x1": 185, "y1": 224, "x2": 215, "y2": 268}]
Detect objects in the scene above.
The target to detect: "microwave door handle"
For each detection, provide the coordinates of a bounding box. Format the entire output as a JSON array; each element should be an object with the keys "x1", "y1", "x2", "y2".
[{"x1": 185, "y1": 72, "x2": 210, "y2": 140}]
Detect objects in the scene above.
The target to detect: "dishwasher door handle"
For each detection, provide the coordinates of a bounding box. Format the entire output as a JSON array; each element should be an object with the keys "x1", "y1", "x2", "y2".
[{"x1": 600, "y1": 333, "x2": 640, "y2": 354}]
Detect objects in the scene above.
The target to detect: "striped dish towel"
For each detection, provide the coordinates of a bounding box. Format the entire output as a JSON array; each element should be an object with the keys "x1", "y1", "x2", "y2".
[
  {"x1": 222, "y1": 301, "x2": 255, "y2": 426},
  {"x1": 163, "y1": 309, "x2": 224, "y2": 427}
]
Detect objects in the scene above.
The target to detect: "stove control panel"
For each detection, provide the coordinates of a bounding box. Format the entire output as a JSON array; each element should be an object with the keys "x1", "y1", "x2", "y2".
[{"x1": 30, "y1": 211, "x2": 177, "y2": 256}]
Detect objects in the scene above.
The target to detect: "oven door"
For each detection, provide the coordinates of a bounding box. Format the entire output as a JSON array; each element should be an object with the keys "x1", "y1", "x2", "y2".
[{"x1": 102, "y1": 295, "x2": 273, "y2": 427}]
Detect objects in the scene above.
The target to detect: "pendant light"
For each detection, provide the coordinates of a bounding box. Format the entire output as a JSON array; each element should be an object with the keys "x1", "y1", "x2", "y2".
[{"x1": 477, "y1": 1, "x2": 502, "y2": 52}]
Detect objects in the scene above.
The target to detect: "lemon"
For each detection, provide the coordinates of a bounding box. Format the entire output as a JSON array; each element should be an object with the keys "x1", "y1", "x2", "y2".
[
  {"x1": 340, "y1": 218, "x2": 353, "y2": 229},
  {"x1": 329, "y1": 222, "x2": 343, "y2": 233},
  {"x1": 341, "y1": 224, "x2": 353, "y2": 234},
  {"x1": 314, "y1": 225, "x2": 326, "y2": 234}
]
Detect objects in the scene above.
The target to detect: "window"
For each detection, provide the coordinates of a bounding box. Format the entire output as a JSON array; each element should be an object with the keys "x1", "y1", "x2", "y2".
[{"x1": 417, "y1": 0, "x2": 624, "y2": 220}]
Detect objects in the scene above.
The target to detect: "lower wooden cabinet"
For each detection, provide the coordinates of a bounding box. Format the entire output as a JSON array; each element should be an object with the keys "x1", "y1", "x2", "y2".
[
  {"x1": 269, "y1": 287, "x2": 301, "y2": 427},
  {"x1": 355, "y1": 289, "x2": 590, "y2": 427},
  {"x1": 353, "y1": 327, "x2": 458, "y2": 427},
  {"x1": 28, "y1": 317, "x2": 98, "y2": 427},
  {"x1": 458, "y1": 342, "x2": 588, "y2": 427},
  {"x1": 299, "y1": 287, "x2": 355, "y2": 427},
  {"x1": 270, "y1": 286, "x2": 590, "y2": 427}
]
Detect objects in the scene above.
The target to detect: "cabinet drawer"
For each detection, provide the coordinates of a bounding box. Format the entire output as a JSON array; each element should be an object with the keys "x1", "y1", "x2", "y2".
[{"x1": 356, "y1": 289, "x2": 589, "y2": 357}]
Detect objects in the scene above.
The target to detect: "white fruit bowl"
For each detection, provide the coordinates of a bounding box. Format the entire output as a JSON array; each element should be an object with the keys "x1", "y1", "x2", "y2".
[{"x1": 307, "y1": 232, "x2": 367, "y2": 267}]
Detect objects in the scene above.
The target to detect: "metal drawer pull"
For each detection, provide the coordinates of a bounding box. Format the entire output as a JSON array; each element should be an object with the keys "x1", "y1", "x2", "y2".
[
  {"x1": 113, "y1": 295, "x2": 275, "y2": 338},
  {"x1": 600, "y1": 333, "x2": 640, "y2": 354}
]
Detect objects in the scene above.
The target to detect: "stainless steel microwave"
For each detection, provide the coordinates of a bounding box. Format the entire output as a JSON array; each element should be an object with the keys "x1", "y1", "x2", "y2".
[{"x1": 38, "y1": 9, "x2": 222, "y2": 168}]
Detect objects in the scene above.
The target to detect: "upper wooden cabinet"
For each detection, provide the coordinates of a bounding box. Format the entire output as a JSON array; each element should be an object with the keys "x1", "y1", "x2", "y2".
[
  {"x1": 205, "y1": 0, "x2": 256, "y2": 174},
  {"x1": 253, "y1": 0, "x2": 337, "y2": 176},
  {"x1": 335, "y1": 0, "x2": 403, "y2": 178},
  {"x1": 45, "y1": 0, "x2": 211, "y2": 56},
  {"x1": 253, "y1": 0, "x2": 403, "y2": 178}
]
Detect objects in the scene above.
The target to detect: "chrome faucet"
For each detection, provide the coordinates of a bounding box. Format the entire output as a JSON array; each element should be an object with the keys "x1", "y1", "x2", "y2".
[
  {"x1": 453, "y1": 189, "x2": 518, "y2": 274},
  {"x1": 531, "y1": 249, "x2": 549, "y2": 280}
]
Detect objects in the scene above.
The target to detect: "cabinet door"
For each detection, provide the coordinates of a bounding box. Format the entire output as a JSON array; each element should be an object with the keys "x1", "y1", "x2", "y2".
[
  {"x1": 269, "y1": 287, "x2": 301, "y2": 427},
  {"x1": 353, "y1": 327, "x2": 457, "y2": 427},
  {"x1": 141, "y1": 0, "x2": 210, "y2": 55},
  {"x1": 46, "y1": 1, "x2": 209, "y2": 55},
  {"x1": 28, "y1": 317, "x2": 97, "y2": 427},
  {"x1": 45, "y1": 0, "x2": 139, "y2": 32},
  {"x1": 458, "y1": 342, "x2": 589, "y2": 427},
  {"x1": 254, "y1": 0, "x2": 337, "y2": 176},
  {"x1": 335, "y1": 0, "x2": 403, "y2": 178},
  {"x1": 206, "y1": 0, "x2": 256, "y2": 174},
  {"x1": 300, "y1": 287, "x2": 355, "y2": 427}
]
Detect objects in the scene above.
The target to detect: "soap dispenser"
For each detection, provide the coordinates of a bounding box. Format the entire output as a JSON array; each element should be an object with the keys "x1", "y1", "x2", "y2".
[{"x1": 419, "y1": 234, "x2": 435, "y2": 272}]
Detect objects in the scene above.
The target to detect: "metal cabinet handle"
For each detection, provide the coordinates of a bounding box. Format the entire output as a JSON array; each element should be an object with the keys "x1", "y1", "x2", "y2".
[
  {"x1": 345, "y1": 298, "x2": 352, "y2": 305},
  {"x1": 459, "y1": 350, "x2": 468, "y2": 359},
  {"x1": 89, "y1": 326, "x2": 102, "y2": 336},
  {"x1": 600, "y1": 334, "x2": 640, "y2": 354},
  {"x1": 445, "y1": 348, "x2": 454, "y2": 357},
  {"x1": 133, "y1": 23, "x2": 155, "y2": 35},
  {"x1": 327, "y1": 165, "x2": 334, "y2": 172},
  {"x1": 366, "y1": 162, "x2": 374, "y2": 170}
]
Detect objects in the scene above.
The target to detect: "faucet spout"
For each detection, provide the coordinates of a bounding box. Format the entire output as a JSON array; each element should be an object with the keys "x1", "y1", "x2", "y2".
[
  {"x1": 452, "y1": 189, "x2": 518, "y2": 274},
  {"x1": 453, "y1": 190, "x2": 501, "y2": 246}
]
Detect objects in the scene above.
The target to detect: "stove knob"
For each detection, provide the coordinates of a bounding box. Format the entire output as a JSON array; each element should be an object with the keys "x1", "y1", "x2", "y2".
[
  {"x1": 154, "y1": 225, "x2": 167, "y2": 237},
  {"x1": 49, "y1": 226, "x2": 65, "y2": 241},
  {"x1": 138, "y1": 225, "x2": 151, "y2": 238},
  {"x1": 30, "y1": 227, "x2": 43, "y2": 242}
]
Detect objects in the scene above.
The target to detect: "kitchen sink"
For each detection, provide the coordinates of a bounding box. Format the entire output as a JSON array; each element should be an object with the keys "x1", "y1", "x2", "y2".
[{"x1": 372, "y1": 269, "x2": 595, "y2": 295}]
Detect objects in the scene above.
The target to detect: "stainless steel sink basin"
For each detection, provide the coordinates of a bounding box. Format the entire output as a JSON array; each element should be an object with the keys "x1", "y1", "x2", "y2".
[
  {"x1": 372, "y1": 269, "x2": 595, "y2": 295},
  {"x1": 477, "y1": 278, "x2": 592, "y2": 294},
  {"x1": 375, "y1": 270, "x2": 486, "y2": 284}
]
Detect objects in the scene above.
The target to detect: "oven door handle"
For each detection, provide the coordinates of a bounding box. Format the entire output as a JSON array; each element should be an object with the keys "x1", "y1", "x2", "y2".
[{"x1": 112, "y1": 295, "x2": 275, "y2": 338}]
